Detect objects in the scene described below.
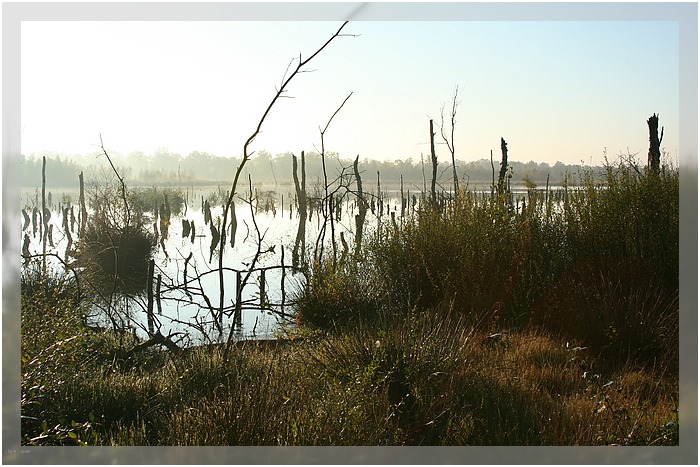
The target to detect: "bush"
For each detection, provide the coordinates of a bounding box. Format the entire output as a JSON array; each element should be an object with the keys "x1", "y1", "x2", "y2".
[
  {"x1": 76, "y1": 222, "x2": 156, "y2": 296},
  {"x1": 292, "y1": 257, "x2": 382, "y2": 331}
]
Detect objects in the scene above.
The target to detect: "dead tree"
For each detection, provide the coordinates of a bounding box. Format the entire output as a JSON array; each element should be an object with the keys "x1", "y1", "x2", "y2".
[
  {"x1": 498, "y1": 137, "x2": 509, "y2": 199},
  {"x1": 317, "y1": 92, "x2": 353, "y2": 268},
  {"x1": 292, "y1": 151, "x2": 307, "y2": 270},
  {"x1": 429, "y1": 119, "x2": 438, "y2": 205},
  {"x1": 647, "y1": 113, "x2": 663, "y2": 172},
  {"x1": 146, "y1": 259, "x2": 155, "y2": 335},
  {"x1": 217, "y1": 22, "x2": 355, "y2": 349},
  {"x1": 440, "y1": 85, "x2": 460, "y2": 194},
  {"x1": 490, "y1": 149, "x2": 496, "y2": 201},
  {"x1": 353, "y1": 155, "x2": 368, "y2": 257},
  {"x1": 78, "y1": 171, "x2": 87, "y2": 239},
  {"x1": 41, "y1": 156, "x2": 47, "y2": 275}
]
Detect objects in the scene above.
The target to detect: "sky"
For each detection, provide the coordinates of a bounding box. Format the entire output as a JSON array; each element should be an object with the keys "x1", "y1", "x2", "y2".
[{"x1": 21, "y1": 18, "x2": 680, "y2": 166}]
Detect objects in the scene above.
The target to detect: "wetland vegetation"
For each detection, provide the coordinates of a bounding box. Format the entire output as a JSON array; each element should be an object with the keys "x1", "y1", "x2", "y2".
[{"x1": 19, "y1": 22, "x2": 678, "y2": 446}]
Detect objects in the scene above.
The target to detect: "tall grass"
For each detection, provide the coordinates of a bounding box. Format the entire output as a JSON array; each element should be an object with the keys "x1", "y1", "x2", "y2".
[
  {"x1": 20, "y1": 159, "x2": 679, "y2": 446},
  {"x1": 367, "y1": 160, "x2": 678, "y2": 370},
  {"x1": 21, "y1": 277, "x2": 679, "y2": 445}
]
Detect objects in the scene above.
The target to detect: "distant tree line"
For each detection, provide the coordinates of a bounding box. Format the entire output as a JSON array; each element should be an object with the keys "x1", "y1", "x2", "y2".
[{"x1": 20, "y1": 149, "x2": 603, "y2": 190}]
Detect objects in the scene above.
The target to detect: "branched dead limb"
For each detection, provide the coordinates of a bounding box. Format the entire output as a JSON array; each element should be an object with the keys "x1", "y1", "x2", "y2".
[
  {"x1": 125, "y1": 330, "x2": 182, "y2": 356},
  {"x1": 217, "y1": 22, "x2": 354, "y2": 347},
  {"x1": 212, "y1": 21, "x2": 348, "y2": 361},
  {"x1": 317, "y1": 94, "x2": 354, "y2": 267},
  {"x1": 439, "y1": 85, "x2": 461, "y2": 194},
  {"x1": 98, "y1": 134, "x2": 131, "y2": 227}
]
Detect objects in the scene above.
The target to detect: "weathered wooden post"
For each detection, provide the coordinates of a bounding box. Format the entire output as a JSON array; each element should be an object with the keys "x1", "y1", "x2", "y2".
[
  {"x1": 235, "y1": 271, "x2": 243, "y2": 327},
  {"x1": 229, "y1": 200, "x2": 237, "y2": 248},
  {"x1": 647, "y1": 113, "x2": 663, "y2": 172},
  {"x1": 292, "y1": 151, "x2": 307, "y2": 270},
  {"x1": 159, "y1": 194, "x2": 171, "y2": 240},
  {"x1": 353, "y1": 155, "x2": 368, "y2": 257},
  {"x1": 31, "y1": 207, "x2": 38, "y2": 238},
  {"x1": 63, "y1": 206, "x2": 72, "y2": 267},
  {"x1": 22, "y1": 234, "x2": 31, "y2": 266},
  {"x1": 430, "y1": 119, "x2": 438, "y2": 206},
  {"x1": 209, "y1": 220, "x2": 220, "y2": 263},
  {"x1": 498, "y1": 138, "x2": 509, "y2": 201},
  {"x1": 280, "y1": 245, "x2": 286, "y2": 315},
  {"x1": 377, "y1": 171, "x2": 383, "y2": 218},
  {"x1": 259, "y1": 269, "x2": 266, "y2": 310},
  {"x1": 156, "y1": 274, "x2": 163, "y2": 315},
  {"x1": 21, "y1": 208, "x2": 29, "y2": 232},
  {"x1": 400, "y1": 174, "x2": 406, "y2": 218}
]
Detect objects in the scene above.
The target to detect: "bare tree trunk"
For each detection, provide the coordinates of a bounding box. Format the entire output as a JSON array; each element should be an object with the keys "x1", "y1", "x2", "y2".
[
  {"x1": 377, "y1": 171, "x2": 383, "y2": 218},
  {"x1": 292, "y1": 152, "x2": 307, "y2": 271},
  {"x1": 78, "y1": 171, "x2": 87, "y2": 239},
  {"x1": 498, "y1": 138, "x2": 509, "y2": 198},
  {"x1": 63, "y1": 207, "x2": 72, "y2": 268},
  {"x1": 280, "y1": 245, "x2": 286, "y2": 314},
  {"x1": 490, "y1": 149, "x2": 495, "y2": 202},
  {"x1": 220, "y1": 21, "x2": 353, "y2": 364},
  {"x1": 41, "y1": 156, "x2": 47, "y2": 275},
  {"x1": 319, "y1": 92, "x2": 353, "y2": 268},
  {"x1": 353, "y1": 155, "x2": 368, "y2": 257},
  {"x1": 647, "y1": 113, "x2": 663, "y2": 172},
  {"x1": 430, "y1": 119, "x2": 438, "y2": 205},
  {"x1": 400, "y1": 174, "x2": 406, "y2": 218},
  {"x1": 440, "y1": 85, "x2": 460, "y2": 194},
  {"x1": 146, "y1": 259, "x2": 155, "y2": 335}
]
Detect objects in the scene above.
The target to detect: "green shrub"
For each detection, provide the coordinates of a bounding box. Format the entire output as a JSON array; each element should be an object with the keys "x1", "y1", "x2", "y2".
[
  {"x1": 76, "y1": 222, "x2": 156, "y2": 296},
  {"x1": 292, "y1": 257, "x2": 383, "y2": 331}
]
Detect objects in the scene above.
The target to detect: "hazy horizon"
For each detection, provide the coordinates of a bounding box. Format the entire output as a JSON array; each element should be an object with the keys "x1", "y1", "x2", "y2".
[{"x1": 21, "y1": 16, "x2": 680, "y2": 168}]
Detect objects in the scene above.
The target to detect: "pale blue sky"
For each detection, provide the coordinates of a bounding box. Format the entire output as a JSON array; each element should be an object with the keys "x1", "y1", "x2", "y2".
[{"x1": 21, "y1": 19, "x2": 679, "y2": 165}]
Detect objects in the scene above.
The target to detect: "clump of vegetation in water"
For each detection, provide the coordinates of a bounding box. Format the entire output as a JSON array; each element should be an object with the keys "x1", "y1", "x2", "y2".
[
  {"x1": 128, "y1": 186, "x2": 186, "y2": 218},
  {"x1": 75, "y1": 175, "x2": 156, "y2": 297}
]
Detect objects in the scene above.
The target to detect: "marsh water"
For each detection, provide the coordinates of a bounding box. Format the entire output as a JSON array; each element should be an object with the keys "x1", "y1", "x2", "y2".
[
  {"x1": 21, "y1": 182, "x2": 555, "y2": 347},
  {"x1": 22, "y1": 183, "x2": 406, "y2": 346}
]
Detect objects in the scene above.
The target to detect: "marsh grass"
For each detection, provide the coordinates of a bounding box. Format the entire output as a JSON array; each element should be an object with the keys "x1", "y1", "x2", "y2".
[
  {"x1": 21, "y1": 273, "x2": 678, "y2": 445},
  {"x1": 369, "y1": 161, "x2": 678, "y2": 370},
  {"x1": 21, "y1": 160, "x2": 678, "y2": 446},
  {"x1": 292, "y1": 257, "x2": 384, "y2": 330}
]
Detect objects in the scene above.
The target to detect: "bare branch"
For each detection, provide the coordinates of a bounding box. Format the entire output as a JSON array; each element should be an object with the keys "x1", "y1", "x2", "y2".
[{"x1": 322, "y1": 92, "x2": 353, "y2": 135}]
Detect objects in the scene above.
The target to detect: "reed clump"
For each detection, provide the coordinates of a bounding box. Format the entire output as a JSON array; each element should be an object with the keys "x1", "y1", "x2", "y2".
[
  {"x1": 75, "y1": 177, "x2": 157, "y2": 296},
  {"x1": 369, "y1": 160, "x2": 678, "y2": 371},
  {"x1": 292, "y1": 257, "x2": 383, "y2": 331}
]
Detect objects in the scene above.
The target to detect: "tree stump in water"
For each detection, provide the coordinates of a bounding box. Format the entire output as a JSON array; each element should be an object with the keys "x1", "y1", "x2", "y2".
[{"x1": 647, "y1": 113, "x2": 663, "y2": 172}]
